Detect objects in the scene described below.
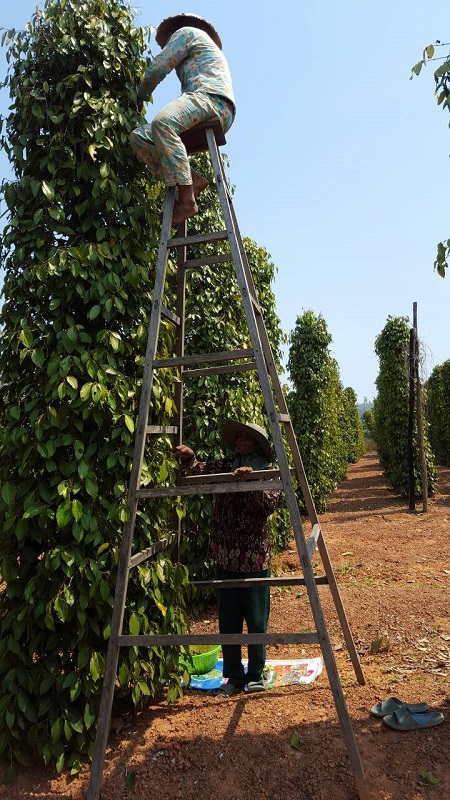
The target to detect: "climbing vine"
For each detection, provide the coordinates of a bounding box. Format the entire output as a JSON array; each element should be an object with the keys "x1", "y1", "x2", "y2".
[
  {"x1": 373, "y1": 316, "x2": 436, "y2": 496},
  {"x1": 0, "y1": 0, "x2": 288, "y2": 778},
  {"x1": 426, "y1": 360, "x2": 450, "y2": 466},
  {"x1": 287, "y1": 310, "x2": 363, "y2": 512}
]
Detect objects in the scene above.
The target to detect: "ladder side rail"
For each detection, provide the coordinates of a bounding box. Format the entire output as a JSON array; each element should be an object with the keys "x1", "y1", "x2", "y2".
[
  {"x1": 87, "y1": 190, "x2": 176, "y2": 800},
  {"x1": 172, "y1": 220, "x2": 188, "y2": 558},
  {"x1": 207, "y1": 128, "x2": 368, "y2": 800},
  {"x1": 174, "y1": 220, "x2": 187, "y2": 451},
  {"x1": 128, "y1": 188, "x2": 177, "y2": 493},
  {"x1": 224, "y1": 189, "x2": 320, "y2": 523},
  {"x1": 315, "y1": 530, "x2": 365, "y2": 685}
]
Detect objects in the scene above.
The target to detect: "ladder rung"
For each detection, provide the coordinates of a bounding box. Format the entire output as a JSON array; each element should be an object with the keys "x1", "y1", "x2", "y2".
[
  {"x1": 184, "y1": 253, "x2": 232, "y2": 269},
  {"x1": 129, "y1": 534, "x2": 177, "y2": 569},
  {"x1": 161, "y1": 306, "x2": 181, "y2": 325},
  {"x1": 146, "y1": 425, "x2": 178, "y2": 435},
  {"x1": 153, "y1": 349, "x2": 253, "y2": 369},
  {"x1": 278, "y1": 413, "x2": 291, "y2": 423},
  {"x1": 118, "y1": 632, "x2": 320, "y2": 647},
  {"x1": 168, "y1": 230, "x2": 228, "y2": 248},
  {"x1": 136, "y1": 478, "x2": 284, "y2": 499},
  {"x1": 183, "y1": 362, "x2": 257, "y2": 378},
  {"x1": 179, "y1": 469, "x2": 293, "y2": 485},
  {"x1": 193, "y1": 575, "x2": 329, "y2": 589}
]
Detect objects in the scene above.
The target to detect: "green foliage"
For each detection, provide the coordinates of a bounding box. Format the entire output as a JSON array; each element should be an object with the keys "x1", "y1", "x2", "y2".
[
  {"x1": 286, "y1": 310, "x2": 362, "y2": 512},
  {"x1": 411, "y1": 42, "x2": 450, "y2": 276},
  {"x1": 426, "y1": 360, "x2": 450, "y2": 465},
  {"x1": 362, "y1": 409, "x2": 376, "y2": 439},
  {"x1": 341, "y1": 387, "x2": 365, "y2": 464},
  {"x1": 373, "y1": 316, "x2": 436, "y2": 496},
  {"x1": 0, "y1": 0, "x2": 289, "y2": 773},
  {"x1": 0, "y1": 0, "x2": 191, "y2": 777}
]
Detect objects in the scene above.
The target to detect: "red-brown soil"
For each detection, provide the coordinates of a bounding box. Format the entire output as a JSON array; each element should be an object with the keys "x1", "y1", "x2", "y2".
[{"x1": 5, "y1": 452, "x2": 450, "y2": 800}]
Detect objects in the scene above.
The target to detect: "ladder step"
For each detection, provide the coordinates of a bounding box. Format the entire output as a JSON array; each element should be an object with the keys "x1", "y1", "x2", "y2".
[
  {"x1": 193, "y1": 575, "x2": 328, "y2": 589},
  {"x1": 278, "y1": 413, "x2": 291, "y2": 423},
  {"x1": 161, "y1": 306, "x2": 181, "y2": 325},
  {"x1": 168, "y1": 230, "x2": 228, "y2": 248},
  {"x1": 178, "y1": 469, "x2": 295, "y2": 485},
  {"x1": 136, "y1": 478, "x2": 284, "y2": 499},
  {"x1": 153, "y1": 348, "x2": 253, "y2": 369},
  {"x1": 118, "y1": 632, "x2": 320, "y2": 647},
  {"x1": 184, "y1": 253, "x2": 232, "y2": 270},
  {"x1": 146, "y1": 425, "x2": 178, "y2": 435},
  {"x1": 183, "y1": 362, "x2": 257, "y2": 378},
  {"x1": 129, "y1": 534, "x2": 178, "y2": 569}
]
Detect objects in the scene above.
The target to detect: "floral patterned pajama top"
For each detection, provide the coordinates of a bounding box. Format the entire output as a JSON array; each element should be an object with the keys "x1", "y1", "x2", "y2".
[
  {"x1": 137, "y1": 26, "x2": 236, "y2": 112},
  {"x1": 186, "y1": 453, "x2": 279, "y2": 573}
]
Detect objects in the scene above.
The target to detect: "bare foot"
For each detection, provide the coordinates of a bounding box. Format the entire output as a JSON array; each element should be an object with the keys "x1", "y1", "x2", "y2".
[
  {"x1": 191, "y1": 170, "x2": 209, "y2": 197},
  {"x1": 172, "y1": 199, "x2": 198, "y2": 225}
]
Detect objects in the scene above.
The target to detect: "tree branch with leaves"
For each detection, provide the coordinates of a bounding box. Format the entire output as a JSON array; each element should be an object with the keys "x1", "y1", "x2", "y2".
[{"x1": 411, "y1": 42, "x2": 450, "y2": 277}]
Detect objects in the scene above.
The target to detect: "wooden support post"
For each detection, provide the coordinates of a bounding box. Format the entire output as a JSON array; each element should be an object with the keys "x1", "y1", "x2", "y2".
[
  {"x1": 413, "y1": 303, "x2": 428, "y2": 512},
  {"x1": 408, "y1": 328, "x2": 416, "y2": 511}
]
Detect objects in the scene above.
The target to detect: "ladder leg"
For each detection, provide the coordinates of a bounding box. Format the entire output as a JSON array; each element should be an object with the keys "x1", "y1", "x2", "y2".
[
  {"x1": 206, "y1": 128, "x2": 368, "y2": 800},
  {"x1": 87, "y1": 188, "x2": 176, "y2": 800},
  {"x1": 212, "y1": 138, "x2": 364, "y2": 686},
  {"x1": 317, "y1": 531, "x2": 365, "y2": 685}
]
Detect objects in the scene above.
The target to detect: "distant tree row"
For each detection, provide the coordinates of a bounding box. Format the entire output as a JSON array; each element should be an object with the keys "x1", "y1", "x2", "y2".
[
  {"x1": 287, "y1": 310, "x2": 365, "y2": 512},
  {"x1": 426, "y1": 360, "x2": 450, "y2": 466}
]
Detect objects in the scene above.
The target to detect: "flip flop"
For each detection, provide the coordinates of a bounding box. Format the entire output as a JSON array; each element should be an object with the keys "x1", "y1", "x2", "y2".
[
  {"x1": 370, "y1": 696, "x2": 430, "y2": 718},
  {"x1": 383, "y1": 705, "x2": 444, "y2": 731}
]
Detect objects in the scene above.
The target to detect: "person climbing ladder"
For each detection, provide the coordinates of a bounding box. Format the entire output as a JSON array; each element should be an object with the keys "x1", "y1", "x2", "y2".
[{"x1": 130, "y1": 13, "x2": 236, "y2": 225}]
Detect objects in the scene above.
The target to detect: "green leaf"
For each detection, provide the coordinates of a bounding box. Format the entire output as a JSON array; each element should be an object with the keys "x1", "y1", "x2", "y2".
[
  {"x1": 56, "y1": 501, "x2": 73, "y2": 528},
  {"x1": 72, "y1": 499, "x2": 83, "y2": 521},
  {"x1": 89, "y1": 655, "x2": 100, "y2": 681},
  {"x1": 124, "y1": 414, "x2": 134, "y2": 433},
  {"x1": 290, "y1": 732, "x2": 300, "y2": 750},
  {"x1": 88, "y1": 304, "x2": 101, "y2": 320},
  {"x1": 66, "y1": 375, "x2": 78, "y2": 389},
  {"x1": 1, "y1": 483, "x2": 16, "y2": 505},
  {"x1": 42, "y1": 180, "x2": 55, "y2": 201},
  {"x1": 51, "y1": 718, "x2": 61, "y2": 742},
  {"x1": 23, "y1": 504, "x2": 47, "y2": 518},
  {"x1": 84, "y1": 703, "x2": 96, "y2": 730},
  {"x1": 129, "y1": 613, "x2": 140, "y2": 635},
  {"x1": 85, "y1": 476, "x2": 98, "y2": 499},
  {"x1": 126, "y1": 771, "x2": 136, "y2": 790}
]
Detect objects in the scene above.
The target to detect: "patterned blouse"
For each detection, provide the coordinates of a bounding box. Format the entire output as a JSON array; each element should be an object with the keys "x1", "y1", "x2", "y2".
[
  {"x1": 187, "y1": 454, "x2": 279, "y2": 573},
  {"x1": 137, "y1": 26, "x2": 236, "y2": 111}
]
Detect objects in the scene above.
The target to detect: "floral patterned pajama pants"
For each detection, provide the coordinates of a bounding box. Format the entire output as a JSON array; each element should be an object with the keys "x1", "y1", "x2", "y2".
[{"x1": 129, "y1": 91, "x2": 234, "y2": 186}]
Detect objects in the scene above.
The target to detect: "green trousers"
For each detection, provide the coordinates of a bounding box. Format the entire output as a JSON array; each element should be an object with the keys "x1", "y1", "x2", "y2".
[{"x1": 215, "y1": 565, "x2": 271, "y2": 686}]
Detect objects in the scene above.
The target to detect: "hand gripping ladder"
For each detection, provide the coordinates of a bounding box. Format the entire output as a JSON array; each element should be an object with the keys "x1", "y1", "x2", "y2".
[{"x1": 87, "y1": 119, "x2": 369, "y2": 800}]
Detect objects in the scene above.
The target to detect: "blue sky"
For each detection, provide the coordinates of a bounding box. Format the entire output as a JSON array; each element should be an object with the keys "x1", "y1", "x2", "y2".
[{"x1": 1, "y1": 0, "x2": 450, "y2": 402}]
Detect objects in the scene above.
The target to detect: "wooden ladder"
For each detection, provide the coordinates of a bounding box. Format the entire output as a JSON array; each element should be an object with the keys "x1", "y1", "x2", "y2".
[{"x1": 87, "y1": 119, "x2": 368, "y2": 800}]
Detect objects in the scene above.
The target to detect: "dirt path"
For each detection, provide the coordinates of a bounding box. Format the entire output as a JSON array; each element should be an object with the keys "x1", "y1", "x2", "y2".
[{"x1": 6, "y1": 453, "x2": 450, "y2": 800}]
